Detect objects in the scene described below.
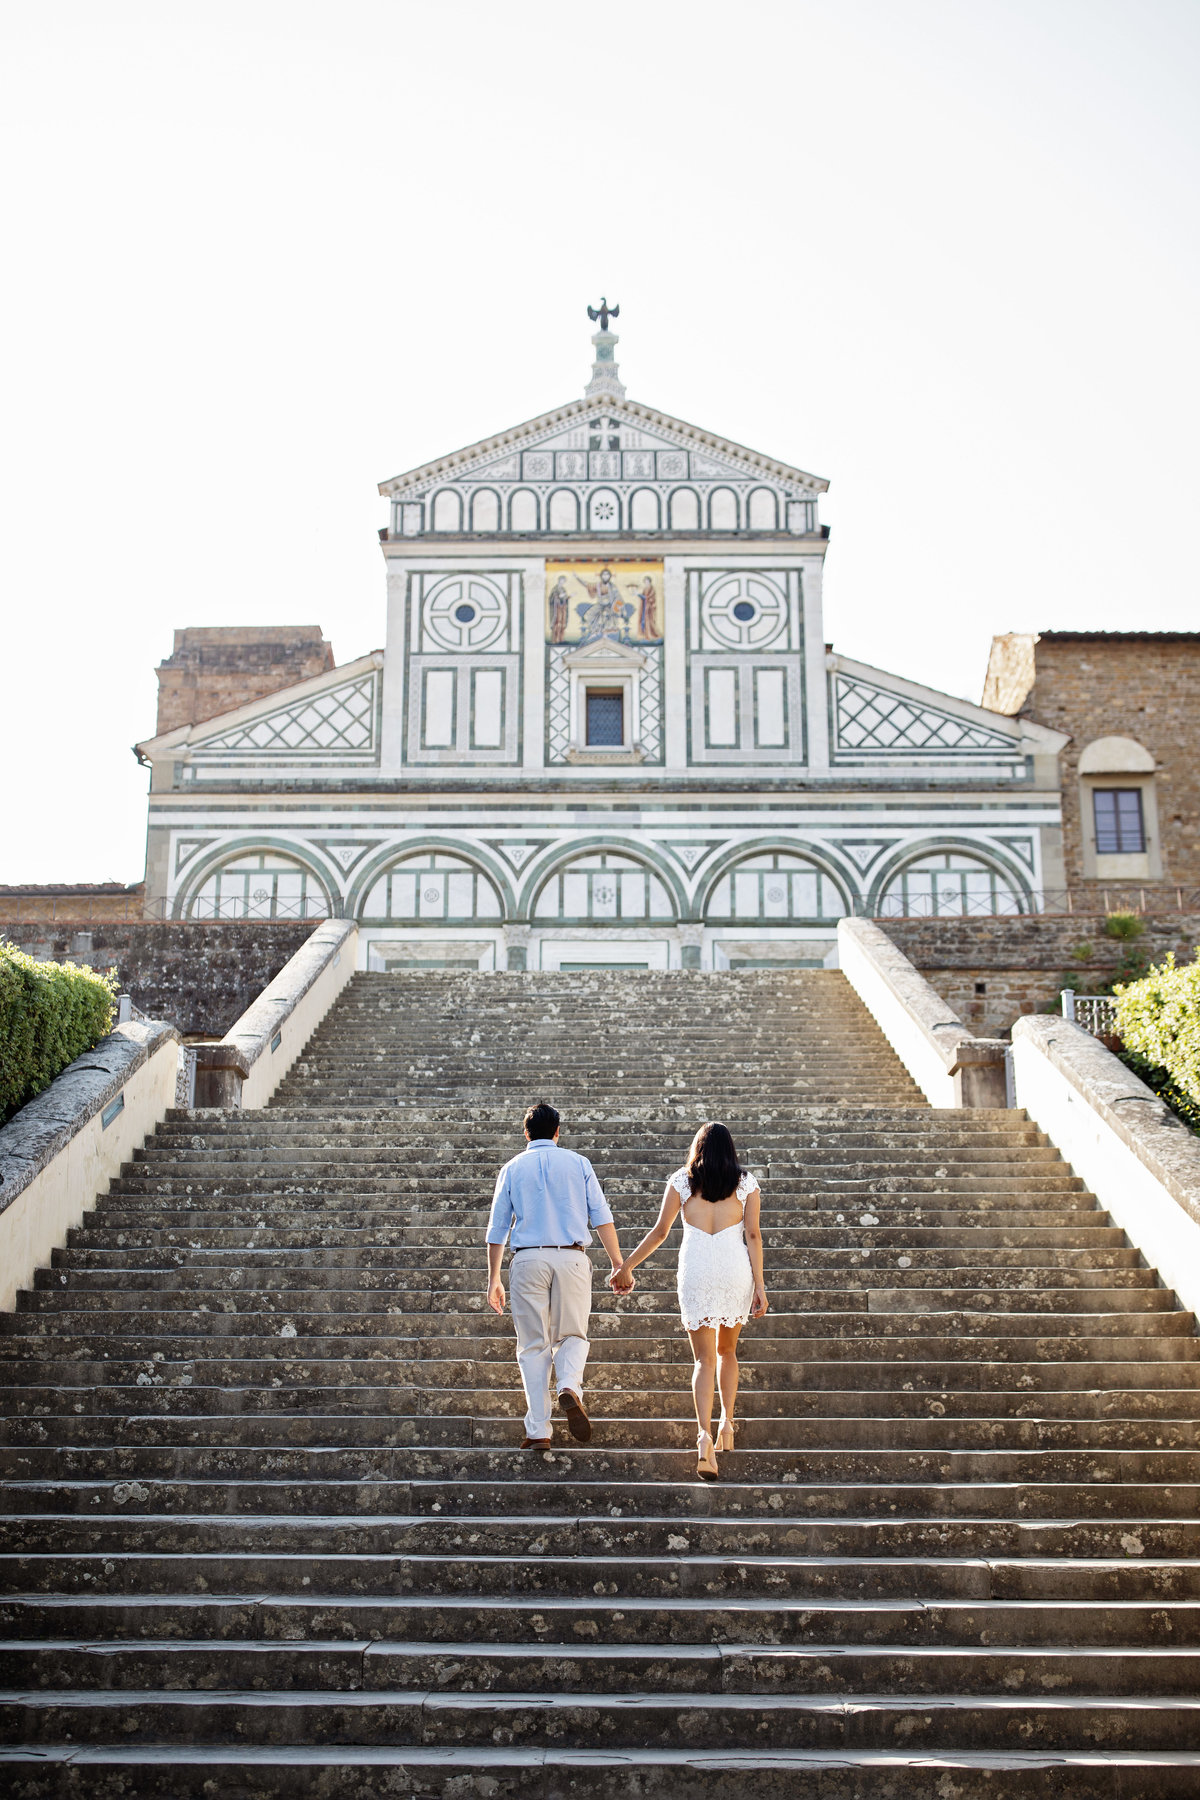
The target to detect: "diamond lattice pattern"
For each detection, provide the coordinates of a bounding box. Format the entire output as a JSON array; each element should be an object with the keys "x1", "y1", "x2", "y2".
[
  {"x1": 198, "y1": 676, "x2": 377, "y2": 754},
  {"x1": 836, "y1": 677, "x2": 1013, "y2": 754}
]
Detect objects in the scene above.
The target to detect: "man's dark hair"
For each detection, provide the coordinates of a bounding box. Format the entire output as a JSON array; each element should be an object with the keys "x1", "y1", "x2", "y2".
[{"x1": 524, "y1": 1101, "x2": 560, "y2": 1140}]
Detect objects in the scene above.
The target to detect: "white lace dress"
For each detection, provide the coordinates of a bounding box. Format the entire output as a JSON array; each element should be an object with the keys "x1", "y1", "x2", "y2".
[{"x1": 673, "y1": 1167, "x2": 758, "y2": 1330}]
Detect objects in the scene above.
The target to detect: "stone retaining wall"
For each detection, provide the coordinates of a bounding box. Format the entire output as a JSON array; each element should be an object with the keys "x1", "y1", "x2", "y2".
[
  {"x1": 880, "y1": 912, "x2": 1200, "y2": 1036},
  {"x1": 0, "y1": 921, "x2": 317, "y2": 1038}
]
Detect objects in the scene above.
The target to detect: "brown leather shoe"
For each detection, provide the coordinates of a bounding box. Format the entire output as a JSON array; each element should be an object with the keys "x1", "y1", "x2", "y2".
[
  {"x1": 520, "y1": 1436, "x2": 552, "y2": 1449},
  {"x1": 558, "y1": 1390, "x2": 592, "y2": 1442}
]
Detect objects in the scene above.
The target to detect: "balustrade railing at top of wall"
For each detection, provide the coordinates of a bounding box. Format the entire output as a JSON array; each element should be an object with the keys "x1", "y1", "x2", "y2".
[
  {"x1": 1060, "y1": 990, "x2": 1120, "y2": 1037},
  {"x1": 5, "y1": 888, "x2": 1200, "y2": 926}
]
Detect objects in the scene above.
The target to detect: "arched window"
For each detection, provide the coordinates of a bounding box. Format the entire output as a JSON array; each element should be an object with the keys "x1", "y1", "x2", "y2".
[
  {"x1": 705, "y1": 852, "x2": 844, "y2": 923},
  {"x1": 431, "y1": 490, "x2": 461, "y2": 532},
  {"x1": 878, "y1": 851, "x2": 1023, "y2": 918},
  {"x1": 509, "y1": 489, "x2": 539, "y2": 531},
  {"x1": 669, "y1": 489, "x2": 700, "y2": 530},
  {"x1": 548, "y1": 489, "x2": 578, "y2": 531},
  {"x1": 630, "y1": 489, "x2": 659, "y2": 530},
  {"x1": 533, "y1": 852, "x2": 674, "y2": 922},
  {"x1": 709, "y1": 488, "x2": 739, "y2": 530},
  {"x1": 588, "y1": 488, "x2": 621, "y2": 531},
  {"x1": 360, "y1": 852, "x2": 502, "y2": 921},
  {"x1": 187, "y1": 851, "x2": 329, "y2": 920},
  {"x1": 470, "y1": 490, "x2": 500, "y2": 532},
  {"x1": 748, "y1": 488, "x2": 777, "y2": 529},
  {"x1": 1077, "y1": 736, "x2": 1159, "y2": 875}
]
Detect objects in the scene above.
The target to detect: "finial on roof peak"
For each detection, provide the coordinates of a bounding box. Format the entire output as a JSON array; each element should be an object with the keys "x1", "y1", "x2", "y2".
[{"x1": 584, "y1": 296, "x2": 626, "y2": 401}]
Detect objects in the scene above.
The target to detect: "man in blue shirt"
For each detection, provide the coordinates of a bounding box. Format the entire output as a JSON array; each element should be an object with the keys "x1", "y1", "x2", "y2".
[{"x1": 486, "y1": 1100, "x2": 629, "y2": 1447}]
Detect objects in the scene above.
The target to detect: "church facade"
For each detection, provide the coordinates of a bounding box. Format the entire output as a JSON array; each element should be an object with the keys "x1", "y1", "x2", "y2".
[{"x1": 135, "y1": 319, "x2": 1068, "y2": 971}]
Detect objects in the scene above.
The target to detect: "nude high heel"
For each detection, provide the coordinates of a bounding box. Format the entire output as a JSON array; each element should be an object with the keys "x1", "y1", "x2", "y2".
[
  {"x1": 696, "y1": 1430, "x2": 719, "y2": 1481},
  {"x1": 716, "y1": 1418, "x2": 734, "y2": 1453}
]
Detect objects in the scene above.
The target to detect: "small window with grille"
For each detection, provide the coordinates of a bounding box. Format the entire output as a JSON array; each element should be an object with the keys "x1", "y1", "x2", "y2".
[
  {"x1": 586, "y1": 689, "x2": 624, "y2": 747},
  {"x1": 1093, "y1": 788, "x2": 1145, "y2": 854}
]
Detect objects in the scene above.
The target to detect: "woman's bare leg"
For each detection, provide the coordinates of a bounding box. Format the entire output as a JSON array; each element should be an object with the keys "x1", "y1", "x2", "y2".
[
  {"x1": 717, "y1": 1322, "x2": 742, "y2": 1440},
  {"x1": 687, "y1": 1326, "x2": 718, "y2": 1436}
]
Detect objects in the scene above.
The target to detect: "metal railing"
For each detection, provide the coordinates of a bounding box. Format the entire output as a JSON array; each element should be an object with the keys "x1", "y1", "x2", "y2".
[
  {"x1": 4, "y1": 888, "x2": 1200, "y2": 929},
  {"x1": 867, "y1": 888, "x2": 1200, "y2": 920},
  {"x1": 0, "y1": 896, "x2": 330, "y2": 924},
  {"x1": 1061, "y1": 990, "x2": 1119, "y2": 1036}
]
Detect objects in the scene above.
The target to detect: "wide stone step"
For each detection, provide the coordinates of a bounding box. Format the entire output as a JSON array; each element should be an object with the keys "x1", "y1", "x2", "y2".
[
  {"x1": 51, "y1": 1243, "x2": 1145, "y2": 1271},
  {"x1": 8, "y1": 1386, "x2": 1200, "y2": 1423},
  {"x1": 5, "y1": 1588, "x2": 1200, "y2": 1648},
  {"x1": 18, "y1": 1286, "x2": 1173, "y2": 1318},
  {"x1": 5, "y1": 1414, "x2": 1200, "y2": 1453},
  {"x1": 5, "y1": 1474, "x2": 1200, "y2": 1521},
  {"x1": 29, "y1": 1263, "x2": 1162, "y2": 1294},
  {"x1": 6, "y1": 1509, "x2": 1200, "y2": 1561},
  {"x1": 6, "y1": 1687, "x2": 1200, "y2": 1755},
  {"x1": 4, "y1": 1444, "x2": 1200, "y2": 1487},
  {"x1": 8, "y1": 1742, "x2": 1199, "y2": 1800},
  {"x1": 12, "y1": 1548, "x2": 1200, "y2": 1603},
  {"x1": 10, "y1": 1357, "x2": 1200, "y2": 1397}
]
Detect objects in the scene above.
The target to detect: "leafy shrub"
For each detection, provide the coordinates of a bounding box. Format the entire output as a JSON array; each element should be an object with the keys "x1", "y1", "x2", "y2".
[
  {"x1": 1058, "y1": 942, "x2": 1151, "y2": 1002},
  {"x1": 1119, "y1": 1047, "x2": 1200, "y2": 1137},
  {"x1": 1114, "y1": 949, "x2": 1200, "y2": 1107},
  {"x1": 0, "y1": 942, "x2": 118, "y2": 1124},
  {"x1": 1106, "y1": 910, "x2": 1146, "y2": 940}
]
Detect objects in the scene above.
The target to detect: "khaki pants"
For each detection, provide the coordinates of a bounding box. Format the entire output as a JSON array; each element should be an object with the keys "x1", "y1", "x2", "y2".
[{"x1": 508, "y1": 1248, "x2": 592, "y2": 1439}]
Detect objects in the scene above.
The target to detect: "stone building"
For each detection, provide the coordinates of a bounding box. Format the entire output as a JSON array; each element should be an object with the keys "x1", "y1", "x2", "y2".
[
  {"x1": 154, "y1": 627, "x2": 336, "y2": 735},
  {"x1": 132, "y1": 319, "x2": 1068, "y2": 971},
  {"x1": 983, "y1": 631, "x2": 1200, "y2": 901}
]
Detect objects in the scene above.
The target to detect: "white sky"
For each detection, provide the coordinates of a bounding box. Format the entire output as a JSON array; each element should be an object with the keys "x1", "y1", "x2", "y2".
[{"x1": 2, "y1": 0, "x2": 1198, "y2": 884}]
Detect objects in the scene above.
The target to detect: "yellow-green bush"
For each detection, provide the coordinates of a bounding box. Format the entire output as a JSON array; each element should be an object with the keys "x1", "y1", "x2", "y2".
[
  {"x1": 0, "y1": 942, "x2": 118, "y2": 1124},
  {"x1": 1114, "y1": 950, "x2": 1200, "y2": 1107}
]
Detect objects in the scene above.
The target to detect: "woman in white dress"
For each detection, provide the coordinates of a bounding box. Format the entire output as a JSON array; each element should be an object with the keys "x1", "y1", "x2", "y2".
[{"x1": 610, "y1": 1122, "x2": 767, "y2": 1479}]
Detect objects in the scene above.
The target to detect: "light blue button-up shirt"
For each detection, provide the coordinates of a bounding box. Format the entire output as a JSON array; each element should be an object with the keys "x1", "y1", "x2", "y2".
[{"x1": 485, "y1": 1138, "x2": 613, "y2": 1249}]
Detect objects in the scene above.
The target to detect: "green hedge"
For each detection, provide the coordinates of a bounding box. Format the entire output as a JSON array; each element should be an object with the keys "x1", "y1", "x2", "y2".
[
  {"x1": 1114, "y1": 949, "x2": 1200, "y2": 1108},
  {"x1": 0, "y1": 941, "x2": 118, "y2": 1124}
]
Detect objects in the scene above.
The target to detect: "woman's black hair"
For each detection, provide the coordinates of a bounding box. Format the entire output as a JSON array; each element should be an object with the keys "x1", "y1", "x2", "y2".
[{"x1": 685, "y1": 1121, "x2": 743, "y2": 1204}]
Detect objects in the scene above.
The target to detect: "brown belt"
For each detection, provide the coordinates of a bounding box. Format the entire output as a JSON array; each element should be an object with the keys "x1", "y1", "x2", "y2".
[{"x1": 512, "y1": 1243, "x2": 585, "y2": 1253}]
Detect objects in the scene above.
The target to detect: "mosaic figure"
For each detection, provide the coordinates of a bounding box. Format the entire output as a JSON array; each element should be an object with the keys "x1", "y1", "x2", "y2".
[
  {"x1": 548, "y1": 576, "x2": 571, "y2": 644},
  {"x1": 635, "y1": 574, "x2": 658, "y2": 640},
  {"x1": 574, "y1": 567, "x2": 634, "y2": 644}
]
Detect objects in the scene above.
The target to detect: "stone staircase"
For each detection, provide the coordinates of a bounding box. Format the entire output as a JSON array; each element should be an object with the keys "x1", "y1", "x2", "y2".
[{"x1": 2, "y1": 968, "x2": 1199, "y2": 1796}]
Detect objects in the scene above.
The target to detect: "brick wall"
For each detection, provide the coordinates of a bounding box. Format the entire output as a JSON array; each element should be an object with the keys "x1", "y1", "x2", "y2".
[
  {"x1": 984, "y1": 632, "x2": 1200, "y2": 896},
  {"x1": 882, "y1": 912, "x2": 1200, "y2": 1037},
  {"x1": 0, "y1": 920, "x2": 317, "y2": 1038},
  {"x1": 155, "y1": 626, "x2": 335, "y2": 735},
  {"x1": 0, "y1": 885, "x2": 146, "y2": 923}
]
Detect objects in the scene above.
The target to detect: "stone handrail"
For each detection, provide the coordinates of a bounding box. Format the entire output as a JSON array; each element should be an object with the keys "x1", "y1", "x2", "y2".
[
  {"x1": 1011, "y1": 1014, "x2": 1200, "y2": 1320},
  {"x1": 0, "y1": 1019, "x2": 180, "y2": 1311},
  {"x1": 194, "y1": 919, "x2": 358, "y2": 1109},
  {"x1": 837, "y1": 916, "x2": 1007, "y2": 1107}
]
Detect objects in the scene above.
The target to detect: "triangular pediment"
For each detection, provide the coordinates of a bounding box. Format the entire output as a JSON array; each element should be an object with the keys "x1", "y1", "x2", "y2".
[
  {"x1": 561, "y1": 637, "x2": 649, "y2": 672},
  {"x1": 136, "y1": 652, "x2": 385, "y2": 764},
  {"x1": 829, "y1": 656, "x2": 1024, "y2": 762},
  {"x1": 379, "y1": 395, "x2": 827, "y2": 501}
]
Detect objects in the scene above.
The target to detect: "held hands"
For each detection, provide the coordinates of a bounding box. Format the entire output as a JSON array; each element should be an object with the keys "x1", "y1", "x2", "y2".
[
  {"x1": 751, "y1": 1283, "x2": 769, "y2": 1319},
  {"x1": 608, "y1": 1262, "x2": 636, "y2": 1295},
  {"x1": 486, "y1": 1280, "x2": 506, "y2": 1316}
]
